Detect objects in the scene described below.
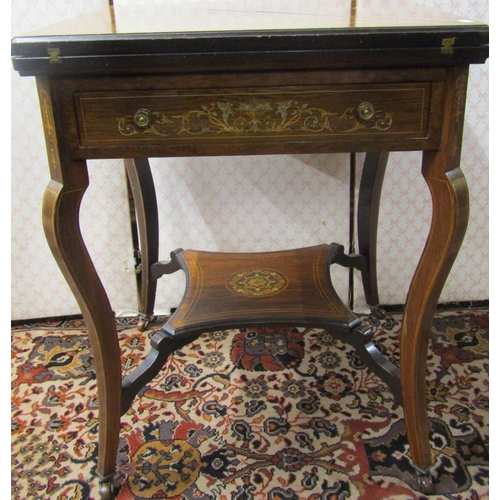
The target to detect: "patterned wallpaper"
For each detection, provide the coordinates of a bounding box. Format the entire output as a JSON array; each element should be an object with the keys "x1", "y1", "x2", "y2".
[{"x1": 11, "y1": 0, "x2": 489, "y2": 320}]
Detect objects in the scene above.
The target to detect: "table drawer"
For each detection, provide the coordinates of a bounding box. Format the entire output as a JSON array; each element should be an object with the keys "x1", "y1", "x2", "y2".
[{"x1": 75, "y1": 84, "x2": 432, "y2": 147}]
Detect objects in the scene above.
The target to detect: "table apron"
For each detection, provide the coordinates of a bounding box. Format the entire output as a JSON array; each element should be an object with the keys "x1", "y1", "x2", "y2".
[{"x1": 50, "y1": 68, "x2": 447, "y2": 159}]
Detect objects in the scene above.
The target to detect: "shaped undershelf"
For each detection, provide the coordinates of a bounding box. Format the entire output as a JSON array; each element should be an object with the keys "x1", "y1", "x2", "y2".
[{"x1": 163, "y1": 244, "x2": 360, "y2": 336}]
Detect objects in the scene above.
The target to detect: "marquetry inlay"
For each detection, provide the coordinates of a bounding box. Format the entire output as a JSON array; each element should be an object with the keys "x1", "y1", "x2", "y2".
[
  {"x1": 75, "y1": 84, "x2": 432, "y2": 147},
  {"x1": 226, "y1": 268, "x2": 289, "y2": 297},
  {"x1": 116, "y1": 98, "x2": 394, "y2": 137}
]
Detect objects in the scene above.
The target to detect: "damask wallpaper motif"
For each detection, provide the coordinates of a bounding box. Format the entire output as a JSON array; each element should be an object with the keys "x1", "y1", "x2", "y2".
[{"x1": 11, "y1": 0, "x2": 489, "y2": 320}]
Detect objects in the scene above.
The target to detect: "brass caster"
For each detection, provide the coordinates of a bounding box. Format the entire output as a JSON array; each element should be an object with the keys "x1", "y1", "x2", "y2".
[
  {"x1": 137, "y1": 315, "x2": 150, "y2": 332},
  {"x1": 99, "y1": 481, "x2": 115, "y2": 500},
  {"x1": 416, "y1": 473, "x2": 435, "y2": 495},
  {"x1": 372, "y1": 307, "x2": 386, "y2": 320}
]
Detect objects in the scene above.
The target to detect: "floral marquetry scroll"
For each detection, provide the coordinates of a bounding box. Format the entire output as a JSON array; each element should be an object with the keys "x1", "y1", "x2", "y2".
[
  {"x1": 117, "y1": 99, "x2": 339, "y2": 137},
  {"x1": 341, "y1": 107, "x2": 393, "y2": 132},
  {"x1": 76, "y1": 85, "x2": 430, "y2": 146},
  {"x1": 117, "y1": 98, "x2": 392, "y2": 137}
]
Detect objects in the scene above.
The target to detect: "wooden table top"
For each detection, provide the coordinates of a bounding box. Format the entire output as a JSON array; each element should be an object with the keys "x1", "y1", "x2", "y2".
[
  {"x1": 11, "y1": 0, "x2": 488, "y2": 76},
  {"x1": 15, "y1": 0, "x2": 487, "y2": 36}
]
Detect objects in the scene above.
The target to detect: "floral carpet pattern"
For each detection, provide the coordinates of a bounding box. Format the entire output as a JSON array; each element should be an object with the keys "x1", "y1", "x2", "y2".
[{"x1": 11, "y1": 309, "x2": 488, "y2": 499}]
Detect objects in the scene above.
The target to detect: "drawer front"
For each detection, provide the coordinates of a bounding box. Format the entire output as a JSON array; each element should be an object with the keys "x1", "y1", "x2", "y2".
[{"x1": 75, "y1": 84, "x2": 432, "y2": 147}]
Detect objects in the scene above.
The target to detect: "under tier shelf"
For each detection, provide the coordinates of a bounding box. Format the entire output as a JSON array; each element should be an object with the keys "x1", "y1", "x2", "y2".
[
  {"x1": 163, "y1": 244, "x2": 360, "y2": 336},
  {"x1": 122, "y1": 243, "x2": 402, "y2": 416}
]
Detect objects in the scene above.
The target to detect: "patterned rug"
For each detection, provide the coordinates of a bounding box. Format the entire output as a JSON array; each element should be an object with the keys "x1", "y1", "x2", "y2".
[{"x1": 11, "y1": 309, "x2": 489, "y2": 499}]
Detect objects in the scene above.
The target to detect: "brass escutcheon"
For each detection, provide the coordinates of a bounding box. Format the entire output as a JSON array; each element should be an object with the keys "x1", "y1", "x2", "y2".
[
  {"x1": 357, "y1": 102, "x2": 375, "y2": 121},
  {"x1": 134, "y1": 108, "x2": 152, "y2": 128}
]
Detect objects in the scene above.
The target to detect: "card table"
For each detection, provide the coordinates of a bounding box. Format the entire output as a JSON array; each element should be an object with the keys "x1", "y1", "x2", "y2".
[{"x1": 11, "y1": 1, "x2": 488, "y2": 497}]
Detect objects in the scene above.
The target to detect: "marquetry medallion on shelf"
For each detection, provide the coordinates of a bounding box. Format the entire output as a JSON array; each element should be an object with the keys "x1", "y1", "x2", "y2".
[
  {"x1": 75, "y1": 84, "x2": 431, "y2": 145},
  {"x1": 226, "y1": 268, "x2": 289, "y2": 298}
]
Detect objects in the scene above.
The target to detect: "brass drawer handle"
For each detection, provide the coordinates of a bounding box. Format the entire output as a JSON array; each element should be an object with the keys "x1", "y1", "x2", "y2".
[
  {"x1": 134, "y1": 108, "x2": 152, "y2": 128},
  {"x1": 357, "y1": 102, "x2": 375, "y2": 121}
]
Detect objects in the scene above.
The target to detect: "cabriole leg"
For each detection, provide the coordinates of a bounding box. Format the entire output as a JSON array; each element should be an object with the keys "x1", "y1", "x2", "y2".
[
  {"x1": 400, "y1": 66, "x2": 470, "y2": 493},
  {"x1": 124, "y1": 158, "x2": 159, "y2": 332},
  {"x1": 38, "y1": 78, "x2": 122, "y2": 499},
  {"x1": 357, "y1": 152, "x2": 389, "y2": 318}
]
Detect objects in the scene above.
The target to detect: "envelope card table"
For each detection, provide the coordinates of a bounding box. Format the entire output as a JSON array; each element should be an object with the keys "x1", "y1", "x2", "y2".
[{"x1": 11, "y1": 1, "x2": 488, "y2": 497}]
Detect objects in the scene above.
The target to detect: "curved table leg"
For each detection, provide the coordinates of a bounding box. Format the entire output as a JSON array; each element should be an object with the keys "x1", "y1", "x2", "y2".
[
  {"x1": 124, "y1": 158, "x2": 159, "y2": 331},
  {"x1": 43, "y1": 176, "x2": 122, "y2": 496},
  {"x1": 38, "y1": 79, "x2": 122, "y2": 498},
  {"x1": 400, "y1": 66, "x2": 470, "y2": 492},
  {"x1": 357, "y1": 152, "x2": 389, "y2": 318}
]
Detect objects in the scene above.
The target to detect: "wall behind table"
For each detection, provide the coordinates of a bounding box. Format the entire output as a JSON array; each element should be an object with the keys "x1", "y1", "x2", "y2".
[{"x1": 11, "y1": 0, "x2": 489, "y2": 320}]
